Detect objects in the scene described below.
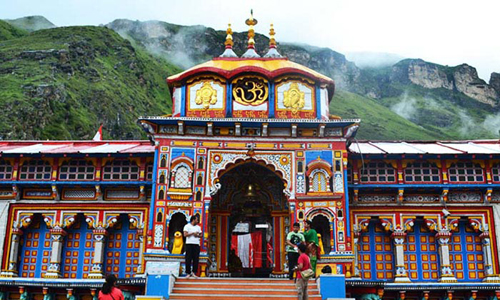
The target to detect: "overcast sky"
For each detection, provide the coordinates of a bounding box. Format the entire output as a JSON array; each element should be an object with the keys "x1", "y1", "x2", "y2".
[{"x1": 1, "y1": 0, "x2": 499, "y2": 80}]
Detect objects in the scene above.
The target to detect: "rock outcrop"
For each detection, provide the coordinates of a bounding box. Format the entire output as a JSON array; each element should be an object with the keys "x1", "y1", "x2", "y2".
[
  {"x1": 453, "y1": 64, "x2": 498, "y2": 106},
  {"x1": 390, "y1": 59, "x2": 498, "y2": 106}
]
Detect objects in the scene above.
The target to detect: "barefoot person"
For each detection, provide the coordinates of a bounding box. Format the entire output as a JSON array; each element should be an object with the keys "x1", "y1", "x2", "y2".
[
  {"x1": 99, "y1": 275, "x2": 124, "y2": 300},
  {"x1": 294, "y1": 243, "x2": 312, "y2": 300},
  {"x1": 183, "y1": 215, "x2": 202, "y2": 278},
  {"x1": 286, "y1": 222, "x2": 305, "y2": 280}
]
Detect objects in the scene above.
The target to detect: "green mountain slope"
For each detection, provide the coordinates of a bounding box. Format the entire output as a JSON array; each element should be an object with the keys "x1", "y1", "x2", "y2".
[
  {"x1": 333, "y1": 90, "x2": 447, "y2": 140},
  {"x1": 4, "y1": 16, "x2": 56, "y2": 32},
  {"x1": 0, "y1": 20, "x2": 27, "y2": 41},
  {"x1": 0, "y1": 26, "x2": 180, "y2": 139}
]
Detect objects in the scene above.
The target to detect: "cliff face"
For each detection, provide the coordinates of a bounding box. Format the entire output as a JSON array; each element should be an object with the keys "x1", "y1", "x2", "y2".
[
  {"x1": 389, "y1": 59, "x2": 499, "y2": 106},
  {"x1": 453, "y1": 64, "x2": 498, "y2": 106}
]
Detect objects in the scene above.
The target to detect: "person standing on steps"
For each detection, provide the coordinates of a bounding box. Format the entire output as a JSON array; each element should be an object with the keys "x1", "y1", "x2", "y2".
[
  {"x1": 183, "y1": 215, "x2": 202, "y2": 278},
  {"x1": 294, "y1": 243, "x2": 312, "y2": 300},
  {"x1": 98, "y1": 274, "x2": 124, "y2": 300},
  {"x1": 286, "y1": 222, "x2": 305, "y2": 280},
  {"x1": 304, "y1": 220, "x2": 319, "y2": 277}
]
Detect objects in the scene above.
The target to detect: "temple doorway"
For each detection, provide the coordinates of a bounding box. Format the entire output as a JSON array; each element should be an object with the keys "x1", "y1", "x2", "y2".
[{"x1": 209, "y1": 161, "x2": 289, "y2": 277}]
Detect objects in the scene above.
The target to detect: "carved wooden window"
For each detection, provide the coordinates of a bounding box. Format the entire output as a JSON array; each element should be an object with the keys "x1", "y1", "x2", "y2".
[
  {"x1": 146, "y1": 164, "x2": 153, "y2": 181},
  {"x1": 103, "y1": 160, "x2": 140, "y2": 181},
  {"x1": 0, "y1": 159, "x2": 13, "y2": 180},
  {"x1": 492, "y1": 163, "x2": 500, "y2": 183},
  {"x1": 347, "y1": 162, "x2": 352, "y2": 184},
  {"x1": 19, "y1": 160, "x2": 51, "y2": 180},
  {"x1": 358, "y1": 221, "x2": 394, "y2": 280},
  {"x1": 448, "y1": 162, "x2": 484, "y2": 183},
  {"x1": 311, "y1": 170, "x2": 328, "y2": 192},
  {"x1": 359, "y1": 161, "x2": 396, "y2": 183},
  {"x1": 449, "y1": 221, "x2": 484, "y2": 281},
  {"x1": 173, "y1": 166, "x2": 191, "y2": 188},
  {"x1": 59, "y1": 160, "x2": 95, "y2": 180},
  {"x1": 404, "y1": 220, "x2": 439, "y2": 281},
  {"x1": 404, "y1": 162, "x2": 440, "y2": 183}
]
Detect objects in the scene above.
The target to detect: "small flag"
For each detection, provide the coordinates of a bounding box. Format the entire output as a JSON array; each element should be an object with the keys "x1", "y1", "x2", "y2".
[{"x1": 92, "y1": 124, "x2": 103, "y2": 141}]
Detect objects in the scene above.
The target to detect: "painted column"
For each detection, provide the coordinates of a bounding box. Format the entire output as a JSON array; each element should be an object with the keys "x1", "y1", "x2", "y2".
[
  {"x1": 44, "y1": 228, "x2": 66, "y2": 278},
  {"x1": 136, "y1": 229, "x2": 145, "y2": 274},
  {"x1": 480, "y1": 231, "x2": 500, "y2": 281},
  {"x1": 391, "y1": 230, "x2": 411, "y2": 282},
  {"x1": 351, "y1": 229, "x2": 361, "y2": 278},
  {"x1": 1, "y1": 228, "x2": 23, "y2": 277},
  {"x1": 88, "y1": 228, "x2": 107, "y2": 279},
  {"x1": 436, "y1": 230, "x2": 457, "y2": 282}
]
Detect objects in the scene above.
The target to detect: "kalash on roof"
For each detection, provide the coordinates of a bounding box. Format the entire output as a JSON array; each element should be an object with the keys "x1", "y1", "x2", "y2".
[{"x1": 139, "y1": 11, "x2": 360, "y2": 138}]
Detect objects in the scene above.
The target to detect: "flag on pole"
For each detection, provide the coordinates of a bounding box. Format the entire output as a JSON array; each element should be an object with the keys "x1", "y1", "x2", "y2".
[{"x1": 92, "y1": 124, "x2": 103, "y2": 141}]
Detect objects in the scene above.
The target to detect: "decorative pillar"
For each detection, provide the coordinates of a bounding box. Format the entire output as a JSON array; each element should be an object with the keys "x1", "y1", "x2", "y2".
[
  {"x1": 422, "y1": 291, "x2": 430, "y2": 300},
  {"x1": 90, "y1": 289, "x2": 98, "y2": 300},
  {"x1": 436, "y1": 230, "x2": 457, "y2": 282},
  {"x1": 44, "y1": 228, "x2": 66, "y2": 278},
  {"x1": 392, "y1": 230, "x2": 411, "y2": 282},
  {"x1": 470, "y1": 290, "x2": 478, "y2": 300},
  {"x1": 480, "y1": 231, "x2": 500, "y2": 281},
  {"x1": 399, "y1": 291, "x2": 406, "y2": 300},
  {"x1": 88, "y1": 228, "x2": 107, "y2": 279},
  {"x1": 136, "y1": 229, "x2": 145, "y2": 274},
  {"x1": 351, "y1": 229, "x2": 361, "y2": 278},
  {"x1": 445, "y1": 291, "x2": 453, "y2": 300},
  {"x1": 1, "y1": 228, "x2": 23, "y2": 277},
  {"x1": 19, "y1": 287, "x2": 29, "y2": 300}
]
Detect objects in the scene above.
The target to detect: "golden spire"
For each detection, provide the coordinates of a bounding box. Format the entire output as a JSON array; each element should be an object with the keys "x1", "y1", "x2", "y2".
[
  {"x1": 269, "y1": 23, "x2": 276, "y2": 48},
  {"x1": 245, "y1": 9, "x2": 258, "y2": 49},
  {"x1": 263, "y1": 22, "x2": 282, "y2": 58},
  {"x1": 224, "y1": 23, "x2": 234, "y2": 48},
  {"x1": 220, "y1": 22, "x2": 237, "y2": 57}
]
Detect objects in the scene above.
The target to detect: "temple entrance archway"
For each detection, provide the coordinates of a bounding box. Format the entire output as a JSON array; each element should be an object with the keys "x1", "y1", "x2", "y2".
[{"x1": 208, "y1": 161, "x2": 290, "y2": 277}]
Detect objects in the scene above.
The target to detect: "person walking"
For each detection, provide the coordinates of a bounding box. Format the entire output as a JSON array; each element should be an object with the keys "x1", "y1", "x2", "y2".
[
  {"x1": 286, "y1": 222, "x2": 305, "y2": 280},
  {"x1": 303, "y1": 220, "x2": 319, "y2": 277},
  {"x1": 98, "y1": 274, "x2": 124, "y2": 300},
  {"x1": 294, "y1": 243, "x2": 312, "y2": 300},
  {"x1": 183, "y1": 215, "x2": 202, "y2": 278}
]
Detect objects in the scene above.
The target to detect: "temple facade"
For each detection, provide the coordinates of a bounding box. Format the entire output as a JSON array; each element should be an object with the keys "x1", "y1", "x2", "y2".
[{"x1": 0, "y1": 13, "x2": 500, "y2": 300}]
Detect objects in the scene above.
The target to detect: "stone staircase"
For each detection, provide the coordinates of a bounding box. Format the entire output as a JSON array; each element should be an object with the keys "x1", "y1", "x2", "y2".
[{"x1": 169, "y1": 277, "x2": 322, "y2": 299}]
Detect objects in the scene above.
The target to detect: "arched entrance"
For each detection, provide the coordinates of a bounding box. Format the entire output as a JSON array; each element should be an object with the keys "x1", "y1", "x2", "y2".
[{"x1": 208, "y1": 162, "x2": 289, "y2": 277}]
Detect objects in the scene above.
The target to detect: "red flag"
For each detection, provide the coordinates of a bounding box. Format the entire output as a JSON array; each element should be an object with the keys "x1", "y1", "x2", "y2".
[{"x1": 92, "y1": 125, "x2": 103, "y2": 141}]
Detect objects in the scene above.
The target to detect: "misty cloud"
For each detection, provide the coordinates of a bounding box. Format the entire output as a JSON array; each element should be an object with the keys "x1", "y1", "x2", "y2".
[
  {"x1": 390, "y1": 92, "x2": 417, "y2": 120},
  {"x1": 483, "y1": 113, "x2": 500, "y2": 137}
]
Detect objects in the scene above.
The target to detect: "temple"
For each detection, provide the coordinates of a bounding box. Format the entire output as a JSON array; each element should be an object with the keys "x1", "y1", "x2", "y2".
[{"x1": 0, "y1": 12, "x2": 500, "y2": 300}]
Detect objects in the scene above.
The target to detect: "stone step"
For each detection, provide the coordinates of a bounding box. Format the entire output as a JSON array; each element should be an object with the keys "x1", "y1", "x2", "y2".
[
  {"x1": 169, "y1": 294, "x2": 322, "y2": 300},
  {"x1": 172, "y1": 287, "x2": 320, "y2": 295},
  {"x1": 170, "y1": 277, "x2": 322, "y2": 300}
]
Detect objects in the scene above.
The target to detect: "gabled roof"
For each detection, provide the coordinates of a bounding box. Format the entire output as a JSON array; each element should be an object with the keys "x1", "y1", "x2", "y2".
[
  {"x1": 167, "y1": 57, "x2": 335, "y2": 94},
  {"x1": 0, "y1": 141, "x2": 154, "y2": 155},
  {"x1": 349, "y1": 140, "x2": 500, "y2": 155}
]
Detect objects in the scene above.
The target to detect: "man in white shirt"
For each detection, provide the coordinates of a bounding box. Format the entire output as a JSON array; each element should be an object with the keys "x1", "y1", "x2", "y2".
[{"x1": 183, "y1": 215, "x2": 202, "y2": 278}]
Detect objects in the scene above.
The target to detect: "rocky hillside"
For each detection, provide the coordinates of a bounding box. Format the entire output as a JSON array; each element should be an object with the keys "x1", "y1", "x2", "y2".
[{"x1": 0, "y1": 21, "x2": 180, "y2": 139}]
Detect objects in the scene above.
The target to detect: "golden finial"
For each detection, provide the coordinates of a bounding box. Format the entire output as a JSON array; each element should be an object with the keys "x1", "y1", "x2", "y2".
[
  {"x1": 245, "y1": 9, "x2": 258, "y2": 49},
  {"x1": 224, "y1": 23, "x2": 234, "y2": 48},
  {"x1": 269, "y1": 23, "x2": 276, "y2": 48}
]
